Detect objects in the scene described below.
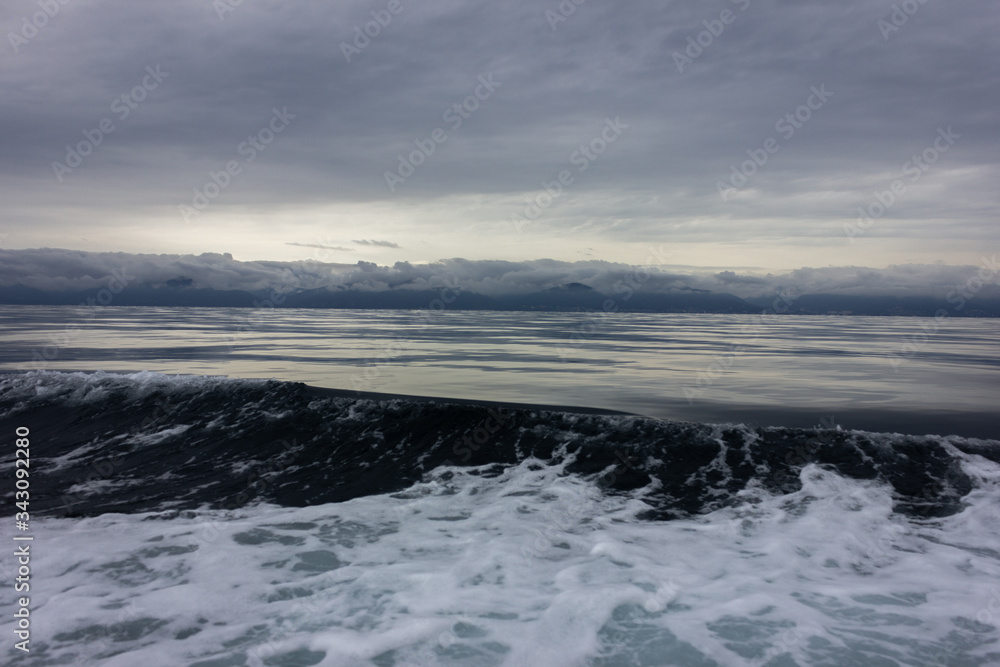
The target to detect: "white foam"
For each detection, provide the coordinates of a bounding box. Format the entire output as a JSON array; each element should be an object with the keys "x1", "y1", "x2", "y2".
[
  {"x1": 3, "y1": 454, "x2": 999, "y2": 666},
  {"x1": 0, "y1": 369, "x2": 270, "y2": 407}
]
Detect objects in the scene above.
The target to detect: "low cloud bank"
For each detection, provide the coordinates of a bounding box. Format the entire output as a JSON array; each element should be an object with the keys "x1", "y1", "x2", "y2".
[{"x1": 0, "y1": 249, "x2": 997, "y2": 314}]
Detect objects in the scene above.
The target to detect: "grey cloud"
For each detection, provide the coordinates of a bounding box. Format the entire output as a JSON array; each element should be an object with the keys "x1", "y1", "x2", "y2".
[
  {"x1": 0, "y1": 248, "x2": 340, "y2": 293},
  {"x1": 353, "y1": 240, "x2": 400, "y2": 248},
  {"x1": 1, "y1": 249, "x2": 994, "y2": 302},
  {"x1": 286, "y1": 243, "x2": 354, "y2": 252},
  {"x1": 0, "y1": 0, "x2": 996, "y2": 261}
]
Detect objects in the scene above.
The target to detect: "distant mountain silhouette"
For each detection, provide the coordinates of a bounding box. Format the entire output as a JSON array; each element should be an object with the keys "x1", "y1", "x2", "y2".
[{"x1": 1, "y1": 282, "x2": 997, "y2": 316}]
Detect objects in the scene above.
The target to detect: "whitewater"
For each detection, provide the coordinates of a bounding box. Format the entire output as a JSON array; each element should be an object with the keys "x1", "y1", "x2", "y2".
[{"x1": 2, "y1": 370, "x2": 1000, "y2": 666}]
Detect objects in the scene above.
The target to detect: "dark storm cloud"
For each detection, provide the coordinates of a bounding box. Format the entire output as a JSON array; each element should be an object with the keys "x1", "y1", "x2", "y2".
[{"x1": 0, "y1": 0, "x2": 996, "y2": 249}]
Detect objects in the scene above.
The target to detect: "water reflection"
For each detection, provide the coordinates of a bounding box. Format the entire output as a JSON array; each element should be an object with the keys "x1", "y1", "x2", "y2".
[{"x1": 1, "y1": 305, "x2": 997, "y2": 435}]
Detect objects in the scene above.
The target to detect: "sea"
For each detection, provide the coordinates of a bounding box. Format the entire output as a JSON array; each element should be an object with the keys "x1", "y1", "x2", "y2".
[{"x1": 1, "y1": 305, "x2": 999, "y2": 666}]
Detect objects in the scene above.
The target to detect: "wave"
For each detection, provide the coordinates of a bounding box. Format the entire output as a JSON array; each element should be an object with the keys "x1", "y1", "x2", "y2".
[
  {"x1": 2, "y1": 371, "x2": 996, "y2": 520},
  {"x1": 4, "y1": 371, "x2": 1000, "y2": 665}
]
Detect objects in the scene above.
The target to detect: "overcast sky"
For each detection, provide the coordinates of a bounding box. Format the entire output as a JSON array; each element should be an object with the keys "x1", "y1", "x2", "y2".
[{"x1": 1, "y1": 0, "x2": 997, "y2": 272}]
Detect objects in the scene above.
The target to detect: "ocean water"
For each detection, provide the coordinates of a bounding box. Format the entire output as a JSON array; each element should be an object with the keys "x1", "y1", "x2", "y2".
[
  {"x1": 1, "y1": 306, "x2": 999, "y2": 666},
  {"x1": 1, "y1": 305, "x2": 998, "y2": 436}
]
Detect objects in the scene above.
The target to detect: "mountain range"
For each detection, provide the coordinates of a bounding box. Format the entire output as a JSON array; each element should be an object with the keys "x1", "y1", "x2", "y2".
[{"x1": 3, "y1": 280, "x2": 998, "y2": 317}]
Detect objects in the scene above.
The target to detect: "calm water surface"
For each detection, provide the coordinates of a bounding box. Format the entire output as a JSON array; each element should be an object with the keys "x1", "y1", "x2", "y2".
[{"x1": 1, "y1": 305, "x2": 997, "y2": 436}]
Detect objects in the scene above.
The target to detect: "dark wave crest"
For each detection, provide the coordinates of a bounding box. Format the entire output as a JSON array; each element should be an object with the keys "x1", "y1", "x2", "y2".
[{"x1": 2, "y1": 372, "x2": 996, "y2": 520}]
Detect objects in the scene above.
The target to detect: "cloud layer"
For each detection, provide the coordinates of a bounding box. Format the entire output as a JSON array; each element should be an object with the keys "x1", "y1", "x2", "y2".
[
  {"x1": 1, "y1": 248, "x2": 995, "y2": 303},
  {"x1": 0, "y1": 0, "x2": 996, "y2": 268}
]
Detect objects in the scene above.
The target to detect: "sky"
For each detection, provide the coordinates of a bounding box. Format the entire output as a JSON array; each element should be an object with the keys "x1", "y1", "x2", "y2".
[{"x1": 1, "y1": 0, "x2": 997, "y2": 273}]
